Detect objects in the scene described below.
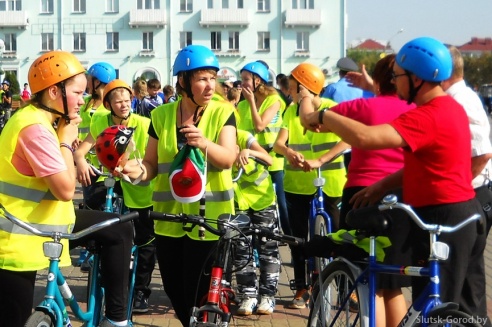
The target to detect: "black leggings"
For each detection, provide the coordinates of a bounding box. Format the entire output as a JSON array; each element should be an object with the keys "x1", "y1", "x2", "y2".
[
  {"x1": 0, "y1": 210, "x2": 134, "y2": 327},
  {"x1": 155, "y1": 235, "x2": 217, "y2": 327}
]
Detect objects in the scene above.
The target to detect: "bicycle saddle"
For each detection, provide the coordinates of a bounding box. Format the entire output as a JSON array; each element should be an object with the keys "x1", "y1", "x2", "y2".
[{"x1": 345, "y1": 206, "x2": 391, "y2": 236}]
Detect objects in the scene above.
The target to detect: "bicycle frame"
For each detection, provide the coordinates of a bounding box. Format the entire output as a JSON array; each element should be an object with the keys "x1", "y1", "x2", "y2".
[
  {"x1": 36, "y1": 249, "x2": 104, "y2": 327},
  {"x1": 320, "y1": 195, "x2": 481, "y2": 327}
]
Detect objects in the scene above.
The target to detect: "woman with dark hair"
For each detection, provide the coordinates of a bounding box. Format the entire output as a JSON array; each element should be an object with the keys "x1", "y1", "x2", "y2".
[{"x1": 326, "y1": 54, "x2": 415, "y2": 327}]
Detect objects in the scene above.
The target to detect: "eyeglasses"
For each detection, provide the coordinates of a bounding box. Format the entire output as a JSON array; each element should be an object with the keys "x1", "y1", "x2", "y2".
[{"x1": 391, "y1": 72, "x2": 407, "y2": 80}]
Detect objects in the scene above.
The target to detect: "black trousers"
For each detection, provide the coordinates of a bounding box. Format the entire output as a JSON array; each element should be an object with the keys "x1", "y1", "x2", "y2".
[
  {"x1": 411, "y1": 199, "x2": 490, "y2": 326},
  {"x1": 155, "y1": 235, "x2": 217, "y2": 327},
  {"x1": 285, "y1": 191, "x2": 340, "y2": 290}
]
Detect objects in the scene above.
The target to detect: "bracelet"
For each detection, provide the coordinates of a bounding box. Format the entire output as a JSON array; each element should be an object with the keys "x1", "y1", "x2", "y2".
[
  {"x1": 318, "y1": 108, "x2": 328, "y2": 125},
  {"x1": 60, "y1": 142, "x2": 74, "y2": 153}
]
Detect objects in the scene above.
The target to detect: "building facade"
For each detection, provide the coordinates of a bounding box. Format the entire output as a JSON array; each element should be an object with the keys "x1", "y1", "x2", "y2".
[{"x1": 0, "y1": 0, "x2": 346, "y2": 90}]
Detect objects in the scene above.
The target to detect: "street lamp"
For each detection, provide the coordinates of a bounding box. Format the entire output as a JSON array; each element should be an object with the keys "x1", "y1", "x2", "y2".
[{"x1": 386, "y1": 28, "x2": 404, "y2": 54}]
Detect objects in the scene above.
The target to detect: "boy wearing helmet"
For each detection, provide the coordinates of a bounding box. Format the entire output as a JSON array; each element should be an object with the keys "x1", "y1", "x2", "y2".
[
  {"x1": 0, "y1": 51, "x2": 133, "y2": 327},
  {"x1": 122, "y1": 44, "x2": 237, "y2": 326},
  {"x1": 273, "y1": 62, "x2": 348, "y2": 309},
  {"x1": 74, "y1": 80, "x2": 155, "y2": 314},
  {"x1": 300, "y1": 37, "x2": 489, "y2": 324}
]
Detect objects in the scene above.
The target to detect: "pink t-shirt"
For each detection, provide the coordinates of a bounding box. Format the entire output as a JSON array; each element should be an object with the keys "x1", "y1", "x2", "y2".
[
  {"x1": 12, "y1": 124, "x2": 67, "y2": 177},
  {"x1": 331, "y1": 95, "x2": 415, "y2": 188}
]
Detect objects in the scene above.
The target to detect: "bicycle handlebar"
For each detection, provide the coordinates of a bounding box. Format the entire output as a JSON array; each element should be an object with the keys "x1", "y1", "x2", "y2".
[
  {"x1": 149, "y1": 211, "x2": 304, "y2": 245},
  {"x1": 232, "y1": 156, "x2": 270, "y2": 183},
  {"x1": 0, "y1": 203, "x2": 139, "y2": 240}
]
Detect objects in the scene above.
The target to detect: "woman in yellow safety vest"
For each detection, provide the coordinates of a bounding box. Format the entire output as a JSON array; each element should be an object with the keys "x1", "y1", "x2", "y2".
[
  {"x1": 0, "y1": 51, "x2": 134, "y2": 327},
  {"x1": 123, "y1": 45, "x2": 237, "y2": 327}
]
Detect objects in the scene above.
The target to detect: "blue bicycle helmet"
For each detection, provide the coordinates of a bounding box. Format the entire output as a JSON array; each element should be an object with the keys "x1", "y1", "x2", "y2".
[
  {"x1": 396, "y1": 37, "x2": 452, "y2": 82},
  {"x1": 173, "y1": 45, "x2": 220, "y2": 76},
  {"x1": 241, "y1": 62, "x2": 269, "y2": 84},
  {"x1": 87, "y1": 62, "x2": 117, "y2": 84}
]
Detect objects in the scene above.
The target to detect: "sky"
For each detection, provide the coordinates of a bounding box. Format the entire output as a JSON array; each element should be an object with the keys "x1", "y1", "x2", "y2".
[{"x1": 346, "y1": 0, "x2": 492, "y2": 52}]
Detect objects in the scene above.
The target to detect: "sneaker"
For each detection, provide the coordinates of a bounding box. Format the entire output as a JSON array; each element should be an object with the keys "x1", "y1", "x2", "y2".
[
  {"x1": 236, "y1": 296, "x2": 257, "y2": 316},
  {"x1": 98, "y1": 318, "x2": 130, "y2": 327},
  {"x1": 133, "y1": 291, "x2": 149, "y2": 313},
  {"x1": 348, "y1": 291, "x2": 359, "y2": 313},
  {"x1": 288, "y1": 289, "x2": 310, "y2": 309},
  {"x1": 80, "y1": 255, "x2": 91, "y2": 273},
  {"x1": 256, "y1": 295, "x2": 275, "y2": 315}
]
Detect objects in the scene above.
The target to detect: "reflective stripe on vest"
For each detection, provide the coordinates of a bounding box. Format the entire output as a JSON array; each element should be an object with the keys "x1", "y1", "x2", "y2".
[
  {"x1": 0, "y1": 181, "x2": 56, "y2": 202},
  {"x1": 153, "y1": 188, "x2": 234, "y2": 203}
]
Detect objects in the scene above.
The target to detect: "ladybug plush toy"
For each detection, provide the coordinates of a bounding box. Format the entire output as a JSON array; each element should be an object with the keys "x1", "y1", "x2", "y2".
[{"x1": 95, "y1": 125, "x2": 135, "y2": 175}]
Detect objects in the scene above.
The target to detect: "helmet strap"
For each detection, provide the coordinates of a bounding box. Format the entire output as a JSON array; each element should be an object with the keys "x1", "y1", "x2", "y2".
[
  {"x1": 38, "y1": 102, "x2": 70, "y2": 123},
  {"x1": 407, "y1": 72, "x2": 424, "y2": 105},
  {"x1": 110, "y1": 106, "x2": 131, "y2": 124}
]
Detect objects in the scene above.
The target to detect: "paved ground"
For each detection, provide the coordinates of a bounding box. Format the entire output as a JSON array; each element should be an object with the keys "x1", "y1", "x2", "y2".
[{"x1": 32, "y1": 186, "x2": 492, "y2": 326}]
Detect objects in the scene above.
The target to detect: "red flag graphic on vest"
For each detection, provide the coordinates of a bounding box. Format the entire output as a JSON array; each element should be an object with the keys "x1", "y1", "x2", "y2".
[{"x1": 169, "y1": 144, "x2": 206, "y2": 203}]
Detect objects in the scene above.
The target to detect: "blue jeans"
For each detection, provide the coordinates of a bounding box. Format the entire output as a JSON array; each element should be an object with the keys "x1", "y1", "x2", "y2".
[{"x1": 269, "y1": 170, "x2": 291, "y2": 235}]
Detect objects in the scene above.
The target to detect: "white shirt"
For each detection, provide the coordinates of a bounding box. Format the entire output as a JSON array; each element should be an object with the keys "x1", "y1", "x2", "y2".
[{"x1": 446, "y1": 80, "x2": 492, "y2": 188}]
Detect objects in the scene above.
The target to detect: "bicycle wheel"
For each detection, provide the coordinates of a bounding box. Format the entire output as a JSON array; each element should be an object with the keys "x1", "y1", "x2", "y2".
[
  {"x1": 24, "y1": 311, "x2": 54, "y2": 327},
  {"x1": 415, "y1": 309, "x2": 483, "y2": 327},
  {"x1": 308, "y1": 261, "x2": 361, "y2": 327},
  {"x1": 313, "y1": 214, "x2": 330, "y2": 273}
]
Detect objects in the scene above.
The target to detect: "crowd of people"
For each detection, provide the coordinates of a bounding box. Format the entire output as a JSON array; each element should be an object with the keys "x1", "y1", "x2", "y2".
[{"x1": 0, "y1": 35, "x2": 491, "y2": 327}]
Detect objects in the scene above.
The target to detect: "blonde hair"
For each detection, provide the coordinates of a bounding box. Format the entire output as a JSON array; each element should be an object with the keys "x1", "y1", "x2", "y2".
[{"x1": 132, "y1": 79, "x2": 148, "y2": 99}]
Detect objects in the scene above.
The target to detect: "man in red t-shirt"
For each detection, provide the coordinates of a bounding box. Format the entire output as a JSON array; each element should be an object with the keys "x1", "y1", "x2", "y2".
[{"x1": 299, "y1": 37, "x2": 489, "y2": 325}]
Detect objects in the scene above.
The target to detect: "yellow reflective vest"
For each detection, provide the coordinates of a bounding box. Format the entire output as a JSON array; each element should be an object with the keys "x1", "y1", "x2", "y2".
[
  {"x1": 151, "y1": 100, "x2": 235, "y2": 240},
  {"x1": 311, "y1": 99, "x2": 346, "y2": 197},
  {"x1": 234, "y1": 130, "x2": 275, "y2": 211},
  {"x1": 0, "y1": 105, "x2": 75, "y2": 271},
  {"x1": 90, "y1": 113, "x2": 154, "y2": 209},
  {"x1": 237, "y1": 94, "x2": 285, "y2": 172}
]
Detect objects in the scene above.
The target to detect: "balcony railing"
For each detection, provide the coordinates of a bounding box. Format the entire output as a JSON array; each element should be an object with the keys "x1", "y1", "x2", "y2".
[
  {"x1": 285, "y1": 9, "x2": 321, "y2": 27},
  {"x1": 0, "y1": 10, "x2": 29, "y2": 28},
  {"x1": 129, "y1": 9, "x2": 166, "y2": 28},
  {"x1": 200, "y1": 9, "x2": 249, "y2": 27}
]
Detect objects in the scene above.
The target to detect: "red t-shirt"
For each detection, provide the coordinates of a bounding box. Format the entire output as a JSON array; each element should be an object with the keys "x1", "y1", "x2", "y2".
[{"x1": 389, "y1": 95, "x2": 474, "y2": 207}]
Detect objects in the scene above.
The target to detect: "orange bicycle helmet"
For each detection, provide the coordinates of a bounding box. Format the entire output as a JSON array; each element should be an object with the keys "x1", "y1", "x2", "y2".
[
  {"x1": 95, "y1": 125, "x2": 135, "y2": 175},
  {"x1": 103, "y1": 79, "x2": 133, "y2": 105},
  {"x1": 28, "y1": 51, "x2": 86, "y2": 94},
  {"x1": 291, "y1": 63, "x2": 325, "y2": 95}
]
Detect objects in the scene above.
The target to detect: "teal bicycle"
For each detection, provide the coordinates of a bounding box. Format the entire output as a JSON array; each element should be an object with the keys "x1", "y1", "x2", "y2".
[{"x1": 0, "y1": 204, "x2": 138, "y2": 327}]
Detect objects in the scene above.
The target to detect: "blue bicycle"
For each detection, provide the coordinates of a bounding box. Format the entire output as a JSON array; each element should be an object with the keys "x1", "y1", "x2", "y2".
[
  {"x1": 0, "y1": 204, "x2": 138, "y2": 327},
  {"x1": 290, "y1": 148, "x2": 351, "y2": 292},
  {"x1": 307, "y1": 194, "x2": 483, "y2": 327}
]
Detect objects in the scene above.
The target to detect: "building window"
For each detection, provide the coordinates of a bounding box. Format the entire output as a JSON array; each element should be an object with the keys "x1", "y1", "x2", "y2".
[
  {"x1": 211, "y1": 32, "x2": 221, "y2": 51},
  {"x1": 296, "y1": 32, "x2": 309, "y2": 51},
  {"x1": 229, "y1": 31, "x2": 239, "y2": 51},
  {"x1": 41, "y1": 0, "x2": 53, "y2": 13},
  {"x1": 3, "y1": 33, "x2": 16, "y2": 52},
  {"x1": 106, "y1": 32, "x2": 119, "y2": 51},
  {"x1": 138, "y1": 0, "x2": 160, "y2": 9},
  {"x1": 180, "y1": 0, "x2": 192, "y2": 12},
  {"x1": 257, "y1": 32, "x2": 270, "y2": 51},
  {"x1": 0, "y1": 0, "x2": 21, "y2": 11},
  {"x1": 180, "y1": 31, "x2": 192, "y2": 49},
  {"x1": 41, "y1": 33, "x2": 54, "y2": 51},
  {"x1": 143, "y1": 32, "x2": 153, "y2": 51},
  {"x1": 106, "y1": 0, "x2": 118, "y2": 13},
  {"x1": 73, "y1": 0, "x2": 86, "y2": 13},
  {"x1": 207, "y1": 0, "x2": 212, "y2": 9},
  {"x1": 222, "y1": 0, "x2": 229, "y2": 9},
  {"x1": 292, "y1": 0, "x2": 313, "y2": 9},
  {"x1": 237, "y1": 0, "x2": 244, "y2": 9},
  {"x1": 73, "y1": 33, "x2": 86, "y2": 52},
  {"x1": 257, "y1": 0, "x2": 270, "y2": 12}
]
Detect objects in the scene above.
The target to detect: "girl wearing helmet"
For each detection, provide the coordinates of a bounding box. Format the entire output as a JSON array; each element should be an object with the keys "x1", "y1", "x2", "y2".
[
  {"x1": 0, "y1": 52, "x2": 132, "y2": 327},
  {"x1": 74, "y1": 80, "x2": 155, "y2": 316},
  {"x1": 299, "y1": 37, "x2": 489, "y2": 324},
  {"x1": 273, "y1": 62, "x2": 348, "y2": 309},
  {"x1": 122, "y1": 44, "x2": 237, "y2": 326},
  {"x1": 237, "y1": 61, "x2": 289, "y2": 243}
]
